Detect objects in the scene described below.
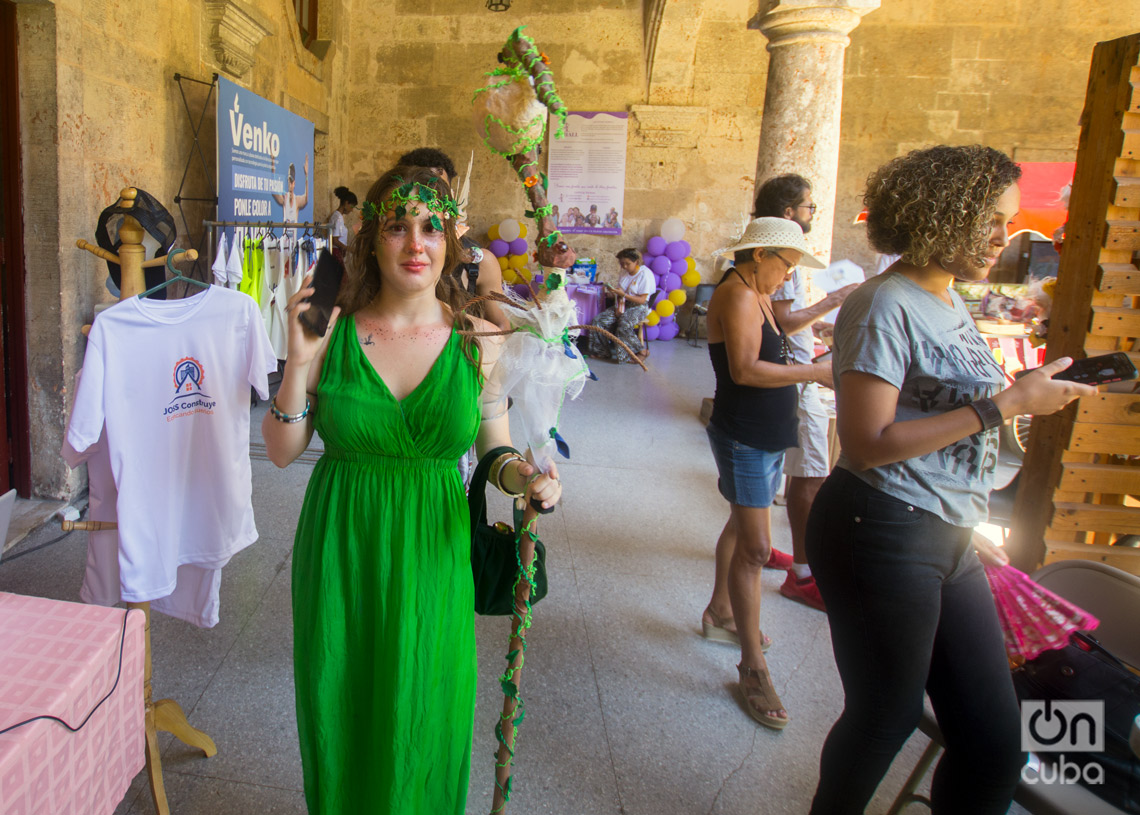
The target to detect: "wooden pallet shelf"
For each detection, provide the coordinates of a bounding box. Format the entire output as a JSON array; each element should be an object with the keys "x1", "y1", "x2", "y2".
[{"x1": 1010, "y1": 33, "x2": 1140, "y2": 576}]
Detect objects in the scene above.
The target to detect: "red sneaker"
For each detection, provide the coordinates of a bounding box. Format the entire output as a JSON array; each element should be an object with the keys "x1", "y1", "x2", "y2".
[
  {"x1": 780, "y1": 572, "x2": 826, "y2": 612},
  {"x1": 765, "y1": 548, "x2": 795, "y2": 570}
]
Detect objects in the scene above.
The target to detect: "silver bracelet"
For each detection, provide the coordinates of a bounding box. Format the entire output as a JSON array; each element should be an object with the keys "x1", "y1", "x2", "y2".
[{"x1": 270, "y1": 397, "x2": 310, "y2": 424}]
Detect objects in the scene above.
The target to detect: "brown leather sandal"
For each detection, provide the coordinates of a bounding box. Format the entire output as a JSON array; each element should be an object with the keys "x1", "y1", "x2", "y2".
[
  {"x1": 701, "y1": 606, "x2": 772, "y2": 651},
  {"x1": 737, "y1": 663, "x2": 790, "y2": 731}
]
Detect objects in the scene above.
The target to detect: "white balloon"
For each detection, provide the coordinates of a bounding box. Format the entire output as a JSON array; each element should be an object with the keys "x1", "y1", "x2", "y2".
[
  {"x1": 660, "y1": 217, "x2": 686, "y2": 243},
  {"x1": 498, "y1": 219, "x2": 521, "y2": 242}
]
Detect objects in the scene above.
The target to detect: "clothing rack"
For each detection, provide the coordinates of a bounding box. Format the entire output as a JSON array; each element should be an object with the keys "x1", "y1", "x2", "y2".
[
  {"x1": 203, "y1": 219, "x2": 331, "y2": 273},
  {"x1": 70, "y1": 187, "x2": 218, "y2": 815}
]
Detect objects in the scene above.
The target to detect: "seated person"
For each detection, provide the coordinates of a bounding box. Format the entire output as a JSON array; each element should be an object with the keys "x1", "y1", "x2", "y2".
[{"x1": 588, "y1": 248, "x2": 656, "y2": 363}]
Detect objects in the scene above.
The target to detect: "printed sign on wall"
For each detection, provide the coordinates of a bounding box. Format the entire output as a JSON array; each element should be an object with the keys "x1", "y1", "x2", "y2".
[
  {"x1": 217, "y1": 76, "x2": 315, "y2": 226},
  {"x1": 546, "y1": 112, "x2": 628, "y2": 236}
]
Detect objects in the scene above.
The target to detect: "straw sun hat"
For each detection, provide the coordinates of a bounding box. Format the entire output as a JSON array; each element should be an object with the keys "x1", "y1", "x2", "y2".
[{"x1": 715, "y1": 216, "x2": 825, "y2": 269}]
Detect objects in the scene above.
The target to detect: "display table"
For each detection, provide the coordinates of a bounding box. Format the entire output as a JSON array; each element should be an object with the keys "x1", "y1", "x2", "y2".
[
  {"x1": 511, "y1": 282, "x2": 605, "y2": 326},
  {"x1": 0, "y1": 593, "x2": 145, "y2": 815}
]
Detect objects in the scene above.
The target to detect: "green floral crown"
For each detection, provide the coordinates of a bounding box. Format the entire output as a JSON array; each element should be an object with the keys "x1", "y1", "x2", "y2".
[{"x1": 361, "y1": 180, "x2": 460, "y2": 232}]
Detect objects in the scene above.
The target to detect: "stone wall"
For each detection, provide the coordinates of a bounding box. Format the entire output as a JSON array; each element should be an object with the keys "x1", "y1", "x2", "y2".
[
  {"x1": 13, "y1": 0, "x2": 1140, "y2": 500},
  {"x1": 834, "y1": 3, "x2": 1140, "y2": 269},
  {"x1": 337, "y1": 0, "x2": 767, "y2": 280}
]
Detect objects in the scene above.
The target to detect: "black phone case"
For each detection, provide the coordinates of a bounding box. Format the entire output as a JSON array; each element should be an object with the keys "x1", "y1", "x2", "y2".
[
  {"x1": 1053, "y1": 352, "x2": 1138, "y2": 386},
  {"x1": 299, "y1": 250, "x2": 344, "y2": 337}
]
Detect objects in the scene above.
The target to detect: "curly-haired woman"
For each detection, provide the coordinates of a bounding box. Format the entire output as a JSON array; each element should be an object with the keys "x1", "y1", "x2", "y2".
[{"x1": 805, "y1": 145, "x2": 1095, "y2": 814}]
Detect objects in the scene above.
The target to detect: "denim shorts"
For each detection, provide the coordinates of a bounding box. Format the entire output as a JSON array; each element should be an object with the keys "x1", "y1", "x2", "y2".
[{"x1": 706, "y1": 422, "x2": 786, "y2": 508}]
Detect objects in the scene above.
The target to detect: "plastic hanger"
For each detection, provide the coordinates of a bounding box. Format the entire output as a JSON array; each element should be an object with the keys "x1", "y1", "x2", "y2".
[{"x1": 137, "y1": 248, "x2": 209, "y2": 299}]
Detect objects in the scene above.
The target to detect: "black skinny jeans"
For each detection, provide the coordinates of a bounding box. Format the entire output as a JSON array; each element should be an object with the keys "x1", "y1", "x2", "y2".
[{"x1": 805, "y1": 468, "x2": 1025, "y2": 815}]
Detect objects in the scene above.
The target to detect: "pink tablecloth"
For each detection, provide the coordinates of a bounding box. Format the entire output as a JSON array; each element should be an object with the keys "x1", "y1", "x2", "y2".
[
  {"x1": 0, "y1": 592, "x2": 145, "y2": 815},
  {"x1": 511, "y1": 282, "x2": 605, "y2": 326}
]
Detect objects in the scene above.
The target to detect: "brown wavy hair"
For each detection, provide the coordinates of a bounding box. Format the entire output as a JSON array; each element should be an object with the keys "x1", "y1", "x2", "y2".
[
  {"x1": 863, "y1": 145, "x2": 1021, "y2": 269},
  {"x1": 341, "y1": 165, "x2": 480, "y2": 365}
]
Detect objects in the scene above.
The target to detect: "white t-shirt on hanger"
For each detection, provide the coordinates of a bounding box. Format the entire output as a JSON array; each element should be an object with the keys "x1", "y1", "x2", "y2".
[
  {"x1": 66, "y1": 286, "x2": 277, "y2": 603},
  {"x1": 226, "y1": 231, "x2": 245, "y2": 287},
  {"x1": 211, "y1": 232, "x2": 229, "y2": 287}
]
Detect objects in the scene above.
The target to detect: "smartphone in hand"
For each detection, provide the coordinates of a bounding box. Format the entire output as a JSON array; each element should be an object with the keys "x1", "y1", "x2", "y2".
[
  {"x1": 1051, "y1": 352, "x2": 1138, "y2": 386},
  {"x1": 298, "y1": 250, "x2": 344, "y2": 337}
]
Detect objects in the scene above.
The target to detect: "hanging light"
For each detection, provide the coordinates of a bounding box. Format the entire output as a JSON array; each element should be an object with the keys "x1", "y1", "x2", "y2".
[{"x1": 486, "y1": 0, "x2": 510, "y2": 10}]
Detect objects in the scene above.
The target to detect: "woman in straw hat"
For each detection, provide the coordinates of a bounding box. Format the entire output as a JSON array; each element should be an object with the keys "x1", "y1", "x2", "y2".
[
  {"x1": 700, "y1": 216, "x2": 832, "y2": 730},
  {"x1": 805, "y1": 145, "x2": 1092, "y2": 814}
]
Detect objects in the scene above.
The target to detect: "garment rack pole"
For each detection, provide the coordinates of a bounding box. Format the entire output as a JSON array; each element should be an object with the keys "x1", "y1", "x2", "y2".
[
  {"x1": 70, "y1": 187, "x2": 219, "y2": 815},
  {"x1": 202, "y1": 220, "x2": 331, "y2": 276}
]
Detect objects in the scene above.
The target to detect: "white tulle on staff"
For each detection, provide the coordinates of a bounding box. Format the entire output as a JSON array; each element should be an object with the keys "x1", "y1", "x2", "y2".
[{"x1": 476, "y1": 285, "x2": 590, "y2": 474}]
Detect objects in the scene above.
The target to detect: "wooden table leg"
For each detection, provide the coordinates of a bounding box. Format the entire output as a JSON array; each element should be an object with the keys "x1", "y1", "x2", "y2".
[{"x1": 129, "y1": 601, "x2": 218, "y2": 815}]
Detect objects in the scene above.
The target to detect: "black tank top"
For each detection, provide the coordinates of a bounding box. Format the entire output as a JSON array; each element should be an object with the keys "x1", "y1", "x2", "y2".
[{"x1": 708, "y1": 317, "x2": 799, "y2": 452}]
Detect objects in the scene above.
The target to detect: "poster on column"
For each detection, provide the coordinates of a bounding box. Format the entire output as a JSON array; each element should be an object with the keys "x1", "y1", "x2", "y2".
[
  {"x1": 546, "y1": 111, "x2": 628, "y2": 236},
  {"x1": 216, "y1": 76, "x2": 315, "y2": 227}
]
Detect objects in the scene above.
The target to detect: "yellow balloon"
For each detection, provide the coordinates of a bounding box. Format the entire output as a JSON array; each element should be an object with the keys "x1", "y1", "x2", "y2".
[
  {"x1": 646, "y1": 311, "x2": 660, "y2": 327},
  {"x1": 509, "y1": 254, "x2": 529, "y2": 270},
  {"x1": 488, "y1": 224, "x2": 501, "y2": 241},
  {"x1": 516, "y1": 267, "x2": 532, "y2": 282},
  {"x1": 686, "y1": 256, "x2": 696, "y2": 272},
  {"x1": 681, "y1": 270, "x2": 701, "y2": 288},
  {"x1": 502, "y1": 267, "x2": 519, "y2": 284},
  {"x1": 655, "y1": 299, "x2": 676, "y2": 318},
  {"x1": 498, "y1": 256, "x2": 509, "y2": 271},
  {"x1": 668, "y1": 289, "x2": 687, "y2": 306},
  {"x1": 517, "y1": 222, "x2": 528, "y2": 239}
]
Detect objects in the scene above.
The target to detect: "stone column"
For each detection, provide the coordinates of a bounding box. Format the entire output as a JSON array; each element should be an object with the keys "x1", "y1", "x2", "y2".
[{"x1": 750, "y1": 0, "x2": 879, "y2": 266}]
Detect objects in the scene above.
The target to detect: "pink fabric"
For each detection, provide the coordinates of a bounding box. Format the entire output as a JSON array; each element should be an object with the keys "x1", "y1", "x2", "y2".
[
  {"x1": 0, "y1": 593, "x2": 145, "y2": 814},
  {"x1": 983, "y1": 564, "x2": 1100, "y2": 662}
]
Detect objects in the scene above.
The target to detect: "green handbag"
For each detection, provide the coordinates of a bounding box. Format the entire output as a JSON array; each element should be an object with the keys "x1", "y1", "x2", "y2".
[{"x1": 469, "y1": 446, "x2": 549, "y2": 616}]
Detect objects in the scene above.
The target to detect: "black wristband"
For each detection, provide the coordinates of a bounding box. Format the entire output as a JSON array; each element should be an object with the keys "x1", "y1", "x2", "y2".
[{"x1": 969, "y1": 397, "x2": 1004, "y2": 431}]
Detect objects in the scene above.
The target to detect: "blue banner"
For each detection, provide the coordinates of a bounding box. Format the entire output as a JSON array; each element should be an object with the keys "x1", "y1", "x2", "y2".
[{"x1": 216, "y1": 76, "x2": 315, "y2": 226}]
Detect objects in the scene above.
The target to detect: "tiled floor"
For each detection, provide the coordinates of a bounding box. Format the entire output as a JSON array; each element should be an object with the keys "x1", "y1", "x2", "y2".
[{"x1": 1, "y1": 338, "x2": 990, "y2": 815}]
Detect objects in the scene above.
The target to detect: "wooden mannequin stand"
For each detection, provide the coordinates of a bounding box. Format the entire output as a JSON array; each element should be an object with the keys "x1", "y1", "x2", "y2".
[{"x1": 65, "y1": 187, "x2": 217, "y2": 815}]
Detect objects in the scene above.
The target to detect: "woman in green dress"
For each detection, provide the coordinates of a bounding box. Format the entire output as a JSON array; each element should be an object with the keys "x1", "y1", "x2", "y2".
[{"x1": 262, "y1": 166, "x2": 562, "y2": 814}]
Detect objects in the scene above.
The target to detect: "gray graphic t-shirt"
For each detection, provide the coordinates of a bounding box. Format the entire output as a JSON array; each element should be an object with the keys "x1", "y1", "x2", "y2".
[{"x1": 832, "y1": 272, "x2": 1006, "y2": 527}]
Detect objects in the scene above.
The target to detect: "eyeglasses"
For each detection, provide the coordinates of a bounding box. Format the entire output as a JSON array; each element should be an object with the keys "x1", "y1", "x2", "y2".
[
  {"x1": 797, "y1": 204, "x2": 817, "y2": 214},
  {"x1": 771, "y1": 252, "x2": 796, "y2": 270}
]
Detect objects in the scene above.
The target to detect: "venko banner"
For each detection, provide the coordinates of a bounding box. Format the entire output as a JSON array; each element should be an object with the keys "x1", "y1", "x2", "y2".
[{"x1": 217, "y1": 76, "x2": 315, "y2": 227}]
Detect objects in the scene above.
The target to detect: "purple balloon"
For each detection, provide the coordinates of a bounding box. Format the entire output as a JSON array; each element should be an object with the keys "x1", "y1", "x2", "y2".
[
  {"x1": 488, "y1": 239, "x2": 509, "y2": 257},
  {"x1": 508, "y1": 238, "x2": 528, "y2": 256},
  {"x1": 642, "y1": 253, "x2": 657, "y2": 268},
  {"x1": 663, "y1": 273, "x2": 682, "y2": 292},
  {"x1": 659, "y1": 313, "x2": 675, "y2": 325},
  {"x1": 644, "y1": 324, "x2": 661, "y2": 342},
  {"x1": 647, "y1": 236, "x2": 667, "y2": 256},
  {"x1": 670, "y1": 258, "x2": 688, "y2": 276},
  {"x1": 652, "y1": 274, "x2": 663, "y2": 290},
  {"x1": 657, "y1": 321, "x2": 680, "y2": 341},
  {"x1": 650, "y1": 255, "x2": 671, "y2": 276},
  {"x1": 665, "y1": 241, "x2": 689, "y2": 261}
]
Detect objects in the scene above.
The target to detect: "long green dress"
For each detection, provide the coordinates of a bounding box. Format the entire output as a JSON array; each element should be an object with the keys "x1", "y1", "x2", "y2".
[{"x1": 292, "y1": 315, "x2": 481, "y2": 814}]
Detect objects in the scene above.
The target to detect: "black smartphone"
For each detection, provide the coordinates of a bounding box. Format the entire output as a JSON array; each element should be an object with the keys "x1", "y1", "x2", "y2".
[
  {"x1": 1051, "y1": 352, "x2": 1138, "y2": 386},
  {"x1": 298, "y1": 250, "x2": 344, "y2": 337}
]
